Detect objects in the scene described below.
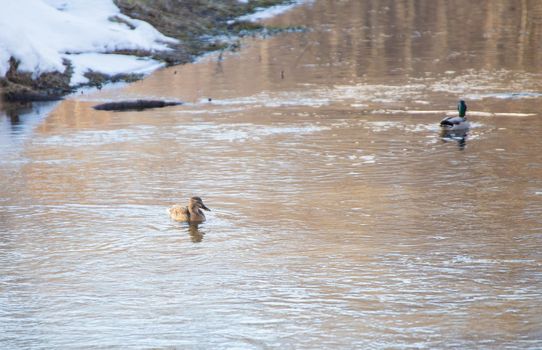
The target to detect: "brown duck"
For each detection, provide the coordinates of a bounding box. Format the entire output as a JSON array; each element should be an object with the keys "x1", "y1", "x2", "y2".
[{"x1": 168, "y1": 196, "x2": 211, "y2": 223}]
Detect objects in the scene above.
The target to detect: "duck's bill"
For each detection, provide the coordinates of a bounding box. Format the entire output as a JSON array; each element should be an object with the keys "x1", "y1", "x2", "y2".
[{"x1": 202, "y1": 204, "x2": 211, "y2": 211}]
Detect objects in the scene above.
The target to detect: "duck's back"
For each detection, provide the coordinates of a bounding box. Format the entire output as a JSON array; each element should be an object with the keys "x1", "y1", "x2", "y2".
[
  {"x1": 168, "y1": 205, "x2": 190, "y2": 222},
  {"x1": 440, "y1": 116, "x2": 470, "y2": 130}
]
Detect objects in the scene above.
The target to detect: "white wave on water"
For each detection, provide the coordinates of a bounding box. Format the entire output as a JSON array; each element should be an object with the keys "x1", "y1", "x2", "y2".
[
  {"x1": 363, "y1": 120, "x2": 483, "y2": 134},
  {"x1": 175, "y1": 122, "x2": 329, "y2": 142},
  {"x1": 175, "y1": 106, "x2": 249, "y2": 115},
  {"x1": 32, "y1": 121, "x2": 330, "y2": 147},
  {"x1": 333, "y1": 83, "x2": 426, "y2": 104},
  {"x1": 493, "y1": 113, "x2": 538, "y2": 117},
  {"x1": 364, "y1": 121, "x2": 403, "y2": 132},
  {"x1": 449, "y1": 255, "x2": 538, "y2": 265},
  {"x1": 34, "y1": 129, "x2": 146, "y2": 147}
]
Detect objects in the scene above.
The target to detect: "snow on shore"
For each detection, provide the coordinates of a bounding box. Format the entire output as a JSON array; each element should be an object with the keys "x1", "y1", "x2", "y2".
[
  {"x1": 237, "y1": 0, "x2": 310, "y2": 22},
  {"x1": 0, "y1": 0, "x2": 177, "y2": 85}
]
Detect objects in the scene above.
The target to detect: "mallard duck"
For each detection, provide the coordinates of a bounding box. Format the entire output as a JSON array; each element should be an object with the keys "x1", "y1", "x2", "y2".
[
  {"x1": 440, "y1": 100, "x2": 470, "y2": 130},
  {"x1": 168, "y1": 196, "x2": 211, "y2": 223}
]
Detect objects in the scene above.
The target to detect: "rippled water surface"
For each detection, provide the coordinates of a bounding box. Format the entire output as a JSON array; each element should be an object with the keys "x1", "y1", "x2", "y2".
[{"x1": 2, "y1": 1, "x2": 542, "y2": 348}]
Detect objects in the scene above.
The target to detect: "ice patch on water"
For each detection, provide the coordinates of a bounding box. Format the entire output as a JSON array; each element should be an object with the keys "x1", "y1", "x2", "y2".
[{"x1": 465, "y1": 92, "x2": 542, "y2": 100}]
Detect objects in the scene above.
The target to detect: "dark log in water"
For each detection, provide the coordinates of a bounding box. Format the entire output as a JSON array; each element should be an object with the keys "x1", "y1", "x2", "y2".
[{"x1": 93, "y1": 100, "x2": 182, "y2": 111}]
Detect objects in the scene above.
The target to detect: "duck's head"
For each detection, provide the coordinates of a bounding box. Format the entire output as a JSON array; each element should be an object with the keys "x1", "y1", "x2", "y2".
[
  {"x1": 189, "y1": 196, "x2": 211, "y2": 212},
  {"x1": 458, "y1": 100, "x2": 467, "y2": 117}
]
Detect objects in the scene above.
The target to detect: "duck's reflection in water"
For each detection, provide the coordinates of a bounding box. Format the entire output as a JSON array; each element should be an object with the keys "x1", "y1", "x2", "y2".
[
  {"x1": 440, "y1": 129, "x2": 468, "y2": 150},
  {"x1": 187, "y1": 223, "x2": 205, "y2": 243}
]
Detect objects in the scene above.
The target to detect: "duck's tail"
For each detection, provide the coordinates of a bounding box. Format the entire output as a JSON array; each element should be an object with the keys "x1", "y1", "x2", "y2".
[{"x1": 440, "y1": 118, "x2": 454, "y2": 127}]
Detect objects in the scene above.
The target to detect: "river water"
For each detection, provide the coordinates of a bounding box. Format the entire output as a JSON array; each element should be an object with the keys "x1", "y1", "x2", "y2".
[{"x1": 1, "y1": 1, "x2": 542, "y2": 348}]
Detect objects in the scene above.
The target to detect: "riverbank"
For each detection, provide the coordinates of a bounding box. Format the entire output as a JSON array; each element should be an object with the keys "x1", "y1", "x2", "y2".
[{"x1": 0, "y1": 0, "x2": 297, "y2": 103}]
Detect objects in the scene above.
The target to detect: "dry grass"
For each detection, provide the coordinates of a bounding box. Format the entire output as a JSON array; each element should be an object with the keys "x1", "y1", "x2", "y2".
[{"x1": 113, "y1": 0, "x2": 290, "y2": 56}]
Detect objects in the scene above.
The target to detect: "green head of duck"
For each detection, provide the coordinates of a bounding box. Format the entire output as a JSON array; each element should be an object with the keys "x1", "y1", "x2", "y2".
[{"x1": 458, "y1": 100, "x2": 467, "y2": 117}]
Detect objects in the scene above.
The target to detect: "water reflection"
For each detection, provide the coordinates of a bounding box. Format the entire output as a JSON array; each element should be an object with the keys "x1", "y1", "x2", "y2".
[
  {"x1": 3, "y1": 102, "x2": 33, "y2": 132},
  {"x1": 284, "y1": 0, "x2": 542, "y2": 78},
  {"x1": 5, "y1": 104, "x2": 26, "y2": 131},
  {"x1": 0, "y1": 101, "x2": 59, "y2": 136},
  {"x1": 0, "y1": 101, "x2": 60, "y2": 164},
  {"x1": 187, "y1": 223, "x2": 206, "y2": 243},
  {"x1": 440, "y1": 129, "x2": 468, "y2": 150}
]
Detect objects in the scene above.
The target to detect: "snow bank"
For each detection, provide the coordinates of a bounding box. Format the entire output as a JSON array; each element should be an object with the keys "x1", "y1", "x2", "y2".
[
  {"x1": 237, "y1": 0, "x2": 311, "y2": 22},
  {"x1": 66, "y1": 53, "x2": 166, "y2": 85},
  {"x1": 0, "y1": 0, "x2": 177, "y2": 84}
]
